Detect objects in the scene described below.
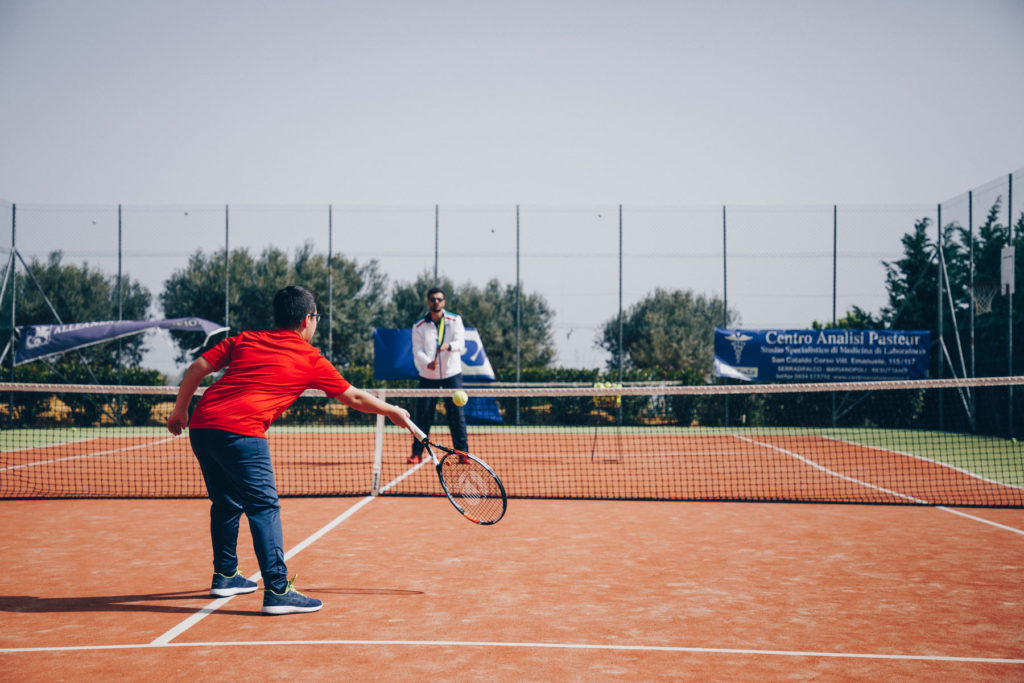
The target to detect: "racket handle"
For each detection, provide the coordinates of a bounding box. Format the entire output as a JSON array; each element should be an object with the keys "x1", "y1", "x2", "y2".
[{"x1": 409, "y1": 422, "x2": 428, "y2": 443}]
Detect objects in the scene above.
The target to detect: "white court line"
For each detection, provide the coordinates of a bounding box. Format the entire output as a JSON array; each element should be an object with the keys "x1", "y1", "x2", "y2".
[
  {"x1": 733, "y1": 435, "x2": 929, "y2": 504},
  {"x1": 152, "y1": 457, "x2": 433, "y2": 645},
  {"x1": 2, "y1": 639, "x2": 1023, "y2": 664},
  {"x1": 378, "y1": 458, "x2": 428, "y2": 493},
  {"x1": 937, "y1": 506, "x2": 1024, "y2": 536},
  {"x1": 737, "y1": 435, "x2": 1024, "y2": 534},
  {"x1": 150, "y1": 495, "x2": 377, "y2": 646},
  {"x1": 1, "y1": 434, "x2": 184, "y2": 472},
  {"x1": 822, "y1": 435, "x2": 1024, "y2": 492}
]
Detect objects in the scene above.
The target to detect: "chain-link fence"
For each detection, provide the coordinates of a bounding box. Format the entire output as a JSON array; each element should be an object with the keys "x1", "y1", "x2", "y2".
[{"x1": 1, "y1": 170, "x2": 1020, "y2": 379}]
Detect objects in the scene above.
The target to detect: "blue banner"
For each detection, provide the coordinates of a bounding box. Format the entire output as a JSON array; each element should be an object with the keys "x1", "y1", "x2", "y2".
[
  {"x1": 373, "y1": 327, "x2": 495, "y2": 381},
  {"x1": 714, "y1": 328, "x2": 930, "y2": 383},
  {"x1": 373, "y1": 327, "x2": 501, "y2": 424},
  {"x1": 15, "y1": 318, "x2": 229, "y2": 366}
]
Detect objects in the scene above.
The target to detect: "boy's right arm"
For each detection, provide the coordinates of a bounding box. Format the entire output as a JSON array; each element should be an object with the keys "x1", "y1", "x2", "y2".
[
  {"x1": 335, "y1": 386, "x2": 414, "y2": 432},
  {"x1": 167, "y1": 357, "x2": 214, "y2": 435}
]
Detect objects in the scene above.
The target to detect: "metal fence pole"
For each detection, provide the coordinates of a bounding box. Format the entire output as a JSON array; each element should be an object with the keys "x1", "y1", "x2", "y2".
[
  {"x1": 832, "y1": 205, "x2": 837, "y2": 427},
  {"x1": 8, "y1": 204, "x2": 14, "y2": 387},
  {"x1": 328, "y1": 204, "x2": 333, "y2": 363},
  {"x1": 117, "y1": 204, "x2": 123, "y2": 392},
  {"x1": 1007, "y1": 173, "x2": 1014, "y2": 438},
  {"x1": 937, "y1": 203, "x2": 943, "y2": 430},
  {"x1": 969, "y1": 191, "x2": 976, "y2": 430},
  {"x1": 617, "y1": 204, "x2": 623, "y2": 426},
  {"x1": 515, "y1": 204, "x2": 521, "y2": 425},
  {"x1": 224, "y1": 204, "x2": 230, "y2": 330},
  {"x1": 722, "y1": 204, "x2": 729, "y2": 427}
]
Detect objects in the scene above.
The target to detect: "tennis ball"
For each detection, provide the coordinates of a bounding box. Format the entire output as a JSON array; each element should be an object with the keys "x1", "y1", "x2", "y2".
[{"x1": 452, "y1": 390, "x2": 468, "y2": 407}]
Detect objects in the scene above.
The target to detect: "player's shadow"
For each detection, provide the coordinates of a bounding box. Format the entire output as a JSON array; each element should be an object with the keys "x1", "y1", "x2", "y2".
[
  {"x1": 0, "y1": 591, "x2": 254, "y2": 616},
  {"x1": 0, "y1": 587, "x2": 422, "y2": 615}
]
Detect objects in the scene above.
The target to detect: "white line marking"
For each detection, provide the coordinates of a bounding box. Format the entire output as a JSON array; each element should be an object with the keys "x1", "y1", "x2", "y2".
[
  {"x1": 150, "y1": 495, "x2": 377, "y2": 646},
  {"x1": 822, "y1": 435, "x2": 1024, "y2": 492},
  {"x1": 2, "y1": 639, "x2": 1022, "y2": 664},
  {"x1": 734, "y1": 435, "x2": 930, "y2": 504},
  {"x1": 937, "y1": 507, "x2": 1024, "y2": 536},
  {"x1": 378, "y1": 459, "x2": 427, "y2": 493},
  {"x1": 1, "y1": 435, "x2": 185, "y2": 472}
]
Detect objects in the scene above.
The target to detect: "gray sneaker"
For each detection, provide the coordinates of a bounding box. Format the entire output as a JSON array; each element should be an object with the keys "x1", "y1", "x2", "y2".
[{"x1": 262, "y1": 576, "x2": 323, "y2": 615}]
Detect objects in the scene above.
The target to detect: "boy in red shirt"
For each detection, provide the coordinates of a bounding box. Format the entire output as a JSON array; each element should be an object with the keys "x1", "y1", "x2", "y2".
[{"x1": 168, "y1": 285, "x2": 412, "y2": 614}]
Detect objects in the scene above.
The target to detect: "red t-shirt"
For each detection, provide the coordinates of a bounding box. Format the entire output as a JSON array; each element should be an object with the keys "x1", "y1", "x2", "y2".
[{"x1": 189, "y1": 329, "x2": 350, "y2": 437}]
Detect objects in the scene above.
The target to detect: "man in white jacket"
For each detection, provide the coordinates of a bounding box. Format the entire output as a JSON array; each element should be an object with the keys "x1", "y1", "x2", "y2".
[{"x1": 408, "y1": 287, "x2": 469, "y2": 463}]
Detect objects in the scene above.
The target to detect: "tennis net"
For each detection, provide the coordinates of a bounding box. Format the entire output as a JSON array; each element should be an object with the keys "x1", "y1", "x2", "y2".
[{"x1": 1, "y1": 377, "x2": 1022, "y2": 506}]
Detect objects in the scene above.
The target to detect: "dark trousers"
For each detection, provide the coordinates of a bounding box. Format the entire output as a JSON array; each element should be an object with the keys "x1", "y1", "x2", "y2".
[
  {"x1": 412, "y1": 373, "x2": 468, "y2": 455},
  {"x1": 189, "y1": 428, "x2": 288, "y2": 593}
]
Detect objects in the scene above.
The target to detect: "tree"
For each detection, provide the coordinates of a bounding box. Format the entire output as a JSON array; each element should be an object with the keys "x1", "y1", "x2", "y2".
[
  {"x1": 160, "y1": 243, "x2": 391, "y2": 367},
  {"x1": 384, "y1": 271, "x2": 557, "y2": 378},
  {"x1": 597, "y1": 288, "x2": 735, "y2": 377},
  {"x1": 879, "y1": 200, "x2": 1024, "y2": 435},
  {"x1": 1, "y1": 251, "x2": 152, "y2": 367},
  {"x1": 881, "y1": 218, "x2": 941, "y2": 333},
  {"x1": 813, "y1": 305, "x2": 884, "y2": 330},
  {"x1": 953, "y1": 199, "x2": 1024, "y2": 379},
  {"x1": 882, "y1": 201, "x2": 1024, "y2": 380}
]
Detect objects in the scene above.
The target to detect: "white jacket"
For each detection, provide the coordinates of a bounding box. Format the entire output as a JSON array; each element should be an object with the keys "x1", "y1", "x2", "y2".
[{"x1": 412, "y1": 311, "x2": 466, "y2": 379}]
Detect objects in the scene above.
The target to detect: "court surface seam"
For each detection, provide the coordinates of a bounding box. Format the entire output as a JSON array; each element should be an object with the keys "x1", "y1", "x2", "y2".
[{"x1": 2, "y1": 640, "x2": 1023, "y2": 664}]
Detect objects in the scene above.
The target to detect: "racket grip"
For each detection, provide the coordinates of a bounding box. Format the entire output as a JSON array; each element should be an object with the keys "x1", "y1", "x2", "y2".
[{"x1": 409, "y1": 422, "x2": 428, "y2": 443}]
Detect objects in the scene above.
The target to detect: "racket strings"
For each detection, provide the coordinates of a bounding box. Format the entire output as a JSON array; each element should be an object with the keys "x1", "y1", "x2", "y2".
[{"x1": 439, "y1": 456, "x2": 506, "y2": 523}]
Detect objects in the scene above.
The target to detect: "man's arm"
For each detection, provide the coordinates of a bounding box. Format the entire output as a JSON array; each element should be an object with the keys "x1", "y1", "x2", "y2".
[
  {"x1": 446, "y1": 314, "x2": 466, "y2": 355},
  {"x1": 166, "y1": 357, "x2": 214, "y2": 435},
  {"x1": 411, "y1": 321, "x2": 433, "y2": 373}
]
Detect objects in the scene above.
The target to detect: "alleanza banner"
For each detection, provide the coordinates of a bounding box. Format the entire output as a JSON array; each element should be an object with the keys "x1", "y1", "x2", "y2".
[
  {"x1": 15, "y1": 318, "x2": 229, "y2": 366},
  {"x1": 714, "y1": 328, "x2": 931, "y2": 383}
]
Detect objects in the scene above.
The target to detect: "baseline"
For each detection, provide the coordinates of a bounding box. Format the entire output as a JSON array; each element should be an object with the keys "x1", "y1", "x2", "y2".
[{"x1": 2, "y1": 639, "x2": 1023, "y2": 665}]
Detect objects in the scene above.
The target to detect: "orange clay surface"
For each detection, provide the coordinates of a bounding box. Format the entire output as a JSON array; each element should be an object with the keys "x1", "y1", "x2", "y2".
[
  {"x1": 1, "y1": 497, "x2": 1022, "y2": 680},
  {"x1": 6, "y1": 431, "x2": 1020, "y2": 507}
]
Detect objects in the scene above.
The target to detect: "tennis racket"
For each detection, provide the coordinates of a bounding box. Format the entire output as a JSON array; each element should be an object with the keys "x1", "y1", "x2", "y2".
[{"x1": 410, "y1": 422, "x2": 507, "y2": 525}]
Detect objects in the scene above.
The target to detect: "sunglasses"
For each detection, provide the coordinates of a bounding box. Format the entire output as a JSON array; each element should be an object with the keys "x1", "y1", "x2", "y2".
[
  {"x1": 309, "y1": 313, "x2": 322, "y2": 321},
  {"x1": 429, "y1": 297, "x2": 445, "y2": 303}
]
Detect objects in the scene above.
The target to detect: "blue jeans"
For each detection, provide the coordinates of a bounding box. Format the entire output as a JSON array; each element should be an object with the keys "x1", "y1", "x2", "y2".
[
  {"x1": 189, "y1": 429, "x2": 288, "y2": 593},
  {"x1": 412, "y1": 373, "x2": 469, "y2": 456}
]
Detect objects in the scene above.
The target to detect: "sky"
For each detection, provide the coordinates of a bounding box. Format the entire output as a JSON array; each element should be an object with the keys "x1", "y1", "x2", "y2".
[{"x1": 1, "y1": 0, "x2": 1023, "y2": 374}]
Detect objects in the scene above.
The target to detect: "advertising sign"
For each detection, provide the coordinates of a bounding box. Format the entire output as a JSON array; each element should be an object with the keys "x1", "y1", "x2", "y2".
[{"x1": 714, "y1": 328, "x2": 930, "y2": 383}]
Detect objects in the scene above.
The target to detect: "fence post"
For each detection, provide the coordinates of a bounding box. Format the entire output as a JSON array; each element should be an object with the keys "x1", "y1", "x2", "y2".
[
  {"x1": 328, "y1": 204, "x2": 333, "y2": 364},
  {"x1": 722, "y1": 204, "x2": 729, "y2": 427},
  {"x1": 515, "y1": 204, "x2": 521, "y2": 426},
  {"x1": 224, "y1": 204, "x2": 230, "y2": 330},
  {"x1": 937, "y1": 203, "x2": 943, "y2": 430}
]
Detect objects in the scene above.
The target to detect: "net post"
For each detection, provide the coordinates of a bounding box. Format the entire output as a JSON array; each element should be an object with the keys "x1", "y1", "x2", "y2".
[{"x1": 371, "y1": 389, "x2": 386, "y2": 496}]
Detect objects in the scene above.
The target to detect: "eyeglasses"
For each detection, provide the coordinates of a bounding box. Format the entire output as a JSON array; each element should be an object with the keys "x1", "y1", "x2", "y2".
[
  {"x1": 309, "y1": 313, "x2": 322, "y2": 322},
  {"x1": 429, "y1": 297, "x2": 445, "y2": 303}
]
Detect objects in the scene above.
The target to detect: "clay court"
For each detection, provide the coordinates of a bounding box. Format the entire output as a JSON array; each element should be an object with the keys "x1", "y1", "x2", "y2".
[{"x1": 2, "y1": 441, "x2": 1023, "y2": 680}]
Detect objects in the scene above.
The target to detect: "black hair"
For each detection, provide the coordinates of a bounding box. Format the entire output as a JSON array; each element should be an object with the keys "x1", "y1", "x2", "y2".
[
  {"x1": 426, "y1": 287, "x2": 446, "y2": 299},
  {"x1": 273, "y1": 285, "x2": 317, "y2": 329}
]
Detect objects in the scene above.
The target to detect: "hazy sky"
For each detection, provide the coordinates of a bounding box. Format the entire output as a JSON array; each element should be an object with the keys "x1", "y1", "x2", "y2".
[
  {"x1": 2, "y1": 0, "x2": 1022, "y2": 206},
  {"x1": 1, "y1": 1, "x2": 1022, "y2": 373}
]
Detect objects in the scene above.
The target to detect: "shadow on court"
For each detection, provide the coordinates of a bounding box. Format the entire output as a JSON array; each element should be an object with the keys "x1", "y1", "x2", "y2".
[
  {"x1": 0, "y1": 585, "x2": 424, "y2": 616},
  {"x1": 0, "y1": 592, "x2": 254, "y2": 616}
]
